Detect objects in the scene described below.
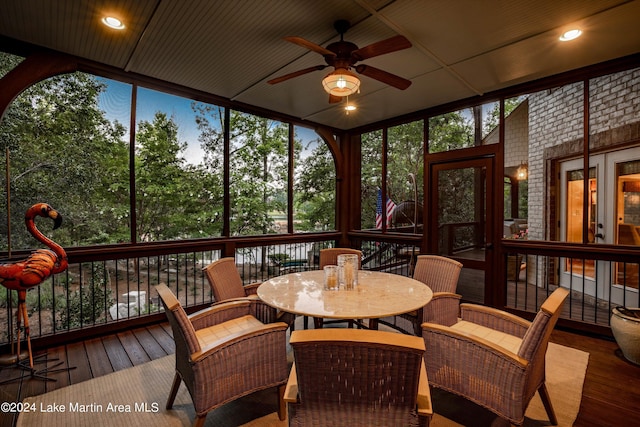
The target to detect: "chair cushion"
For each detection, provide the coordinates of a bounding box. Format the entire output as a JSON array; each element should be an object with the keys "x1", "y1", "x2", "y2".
[
  {"x1": 195, "y1": 314, "x2": 265, "y2": 349},
  {"x1": 451, "y1": 320, "x2": 522, "y2": 354}
]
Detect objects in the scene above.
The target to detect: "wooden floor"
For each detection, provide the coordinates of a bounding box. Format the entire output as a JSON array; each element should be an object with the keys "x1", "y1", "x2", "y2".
[{"x1": 1, "y1": 322, "x2": 639, "y2": 427}]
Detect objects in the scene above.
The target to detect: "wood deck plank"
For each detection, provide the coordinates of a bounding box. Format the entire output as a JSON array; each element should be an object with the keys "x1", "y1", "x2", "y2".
[
  {"x1": 152, "y1": 323, "x2": 176, "y2": 354},
  {"x1": 131, "y1": 326, "x2": 170, "y2": 360},
  {"x1": 551, "y1": 329, "x2": 640, "y2": 426},
  {"x1": 116, "y1": 330, "x2": 151, "y2": 366},
  {"x1": 41, "y1": 344, "x2": 71, "y2": 391},
  {"x1": 84, "y1": 337, "x2": 113, "y2": 378},
  {"x1": 1, "y1": 323, "x2": 639, "y2": 427},
  {"x1": 101, "y1": 334, "x2": 132, "y2": 372},
  {"x1": 65, "y1": 340, "x2": 92, "y2": 385}
]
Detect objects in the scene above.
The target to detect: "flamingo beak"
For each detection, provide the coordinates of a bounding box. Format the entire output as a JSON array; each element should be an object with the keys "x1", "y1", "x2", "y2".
[{"x1": 51, "y1": 211, "x2": 63, "y2": 230}]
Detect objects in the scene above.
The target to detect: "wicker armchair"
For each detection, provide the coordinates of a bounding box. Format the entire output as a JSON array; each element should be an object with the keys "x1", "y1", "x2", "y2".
[
  {"x1": 203, "y1": 257, "x2": 294, "y2": 328},
  {"x1": 422, "y1": 287, "x2": 569, "y2": 427},
  {"x1": 285, "y1": 328, "x2": 432, "y2": 427},
  {"x1": 156, "y1": 283, "x2": 289, "y2": 427},
  {"x1": 317, "y1": 248, "x2": 363, "y2": 328},
  {"x1": 396, "y1": 255, "x2": 463, "y2": 335}
]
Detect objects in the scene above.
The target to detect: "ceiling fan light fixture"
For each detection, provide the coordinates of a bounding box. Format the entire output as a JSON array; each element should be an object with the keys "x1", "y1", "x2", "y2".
[{"x1": 322, "y1": 68, "x2": 360, "y2": 96}]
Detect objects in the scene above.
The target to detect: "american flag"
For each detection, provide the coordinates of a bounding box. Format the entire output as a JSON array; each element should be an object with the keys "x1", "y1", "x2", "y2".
[{"x1": 376, "y1": 188, "x2": 396, "y2": 229}]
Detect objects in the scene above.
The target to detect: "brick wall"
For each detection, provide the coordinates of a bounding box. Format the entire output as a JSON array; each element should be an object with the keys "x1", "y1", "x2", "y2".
[{"x1": 526, "y1": 68, "x2": 640, "y2": 240}]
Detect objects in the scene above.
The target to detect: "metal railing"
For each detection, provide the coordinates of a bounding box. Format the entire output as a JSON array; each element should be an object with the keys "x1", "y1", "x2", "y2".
[
  {"x1": 2, "y1": 232, "x2": 636, "y2": 349},
  {"x1": 503, "y1": 239, "x2": 640, "y2": 334},
  {"x1": 0, "y1": 233, "x2": 422, "y2": 348}
]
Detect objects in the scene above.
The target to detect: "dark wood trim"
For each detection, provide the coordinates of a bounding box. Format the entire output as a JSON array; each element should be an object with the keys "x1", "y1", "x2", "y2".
[
  {"x1": 0, "y1": 51, "x2": 78, "y2": 122},
  {"x1": 129, "y1": 83, "x2": 138, "y2": 244},
  {"x1": 287, "y1": 125, "x2": 295, "y2": 234},
  {"x1": 349, "y1": 53, "x2": 640, "y2": 135},
  {"x1": 582, "y1": 79, "x2": 590, "y2": 244}
]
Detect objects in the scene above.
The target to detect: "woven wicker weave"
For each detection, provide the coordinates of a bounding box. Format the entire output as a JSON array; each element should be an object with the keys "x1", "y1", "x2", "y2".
[
  {"x1": 203, "y1": 257, "x2": 294, "y2": 327},
  {"x1": 395, "y1": 255, "x2": 462, "y2": 335},
  {"x1": 285, "y1": 328, "x2": 432, "y2": 427},
  {"x1": 422, "y1": 287, "x2": 569, "y2": 426},
  {"x1": 157, "y1": 283, "x2": 289, "y2": 427}
]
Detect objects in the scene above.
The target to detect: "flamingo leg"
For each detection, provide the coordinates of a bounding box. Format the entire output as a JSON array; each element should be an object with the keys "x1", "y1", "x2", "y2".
[
  {"x1": 20, "y1": 299, "x2": 34, "y2": 369},
  {"x1": 15, "y1": 293, "x2": 22, "y2": 365},
  {"x1": 14, "y1": 291, "x2": 33, "y2": 369}
]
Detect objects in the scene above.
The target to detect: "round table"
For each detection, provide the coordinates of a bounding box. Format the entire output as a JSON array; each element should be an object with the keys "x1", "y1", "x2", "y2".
[{"x1": 257, "y1": 270, "x2": 433, "y2": 329}]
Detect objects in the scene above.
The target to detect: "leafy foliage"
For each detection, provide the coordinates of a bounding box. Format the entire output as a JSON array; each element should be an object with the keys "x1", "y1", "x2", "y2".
[
  {"x1": 294, "y1": 137, "x2": 335, "y2": 231},
  {"x1": 0, "y1": 54, "x2": 128, "y2": 249},
  {"x1": 56, "y1": 263, "x2": 113, "y2": 329}
]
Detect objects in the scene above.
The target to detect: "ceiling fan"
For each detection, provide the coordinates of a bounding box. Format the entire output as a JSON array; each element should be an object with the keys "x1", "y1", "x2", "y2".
[{"x1": 268, "y1": 20, "x2": 413, "y2": 103}]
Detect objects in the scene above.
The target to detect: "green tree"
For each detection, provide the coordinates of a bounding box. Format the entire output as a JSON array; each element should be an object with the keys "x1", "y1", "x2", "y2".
[
  {"x1": 0, "y1": 53, "x2": 129, "y2": 249},
  {"x1": 135, "y1": 111, "x2": 213, "y2": 241},
  {"x1": 56, "y1": 263, "x2": 113, "y2": 329},
  {"x1": 483, "y1": 97, "x2": 524, "y2": 135},
  {"x1": 387, "y1": 121, "x2": 424, "y2": 205},
  {"x1": 195, "y1": 107, "x2": 291, "y2": 236},
  {"x1": 294, "y1": 137, "x2": 335, "y2": 231},
  {"x1": 361, "y1": 130, "x2": 383, "y2": 229}
]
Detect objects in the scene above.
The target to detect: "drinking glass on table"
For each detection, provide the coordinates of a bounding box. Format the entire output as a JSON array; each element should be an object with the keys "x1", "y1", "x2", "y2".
[
  {"x1": 337, "y1": 254, "x2": 358, "y2": 290},
  {"x1": 324, "y1": 265, "x2": 339, "y2": 290}
]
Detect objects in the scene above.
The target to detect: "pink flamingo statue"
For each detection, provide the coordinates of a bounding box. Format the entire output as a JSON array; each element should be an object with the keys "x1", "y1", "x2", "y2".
[{"x1": 0, "y1": 203, "x2": 68, "y2": 370}]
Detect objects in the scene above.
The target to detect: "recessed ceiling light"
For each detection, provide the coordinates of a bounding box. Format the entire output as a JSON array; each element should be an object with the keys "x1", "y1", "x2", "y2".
[
  {"x1": 102, "y1": 16, "x2": 125, "y2": 30},
  {"x1": 345, "y1": 104, "x2": 356, "y2": 115},
  {"x1": 559, "y1": 29, "x2": 582, "y2": 42}
]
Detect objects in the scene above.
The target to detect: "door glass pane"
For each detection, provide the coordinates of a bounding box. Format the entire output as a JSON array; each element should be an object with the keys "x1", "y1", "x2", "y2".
[
  {"x1": 437, "y1": 166, "x2": 486, "y2": 261},
  {"x1": 564, "y1": 167, "x2": 596, "y2": 278},
  {"x1": 615, "y1": 160, "x2": 640, "y2": 287}
]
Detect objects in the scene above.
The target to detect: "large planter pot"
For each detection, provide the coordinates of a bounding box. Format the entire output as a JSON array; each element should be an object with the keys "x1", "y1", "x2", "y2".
[{"x1": 611, "y1": 306, "x2": 640, "y2": 365}]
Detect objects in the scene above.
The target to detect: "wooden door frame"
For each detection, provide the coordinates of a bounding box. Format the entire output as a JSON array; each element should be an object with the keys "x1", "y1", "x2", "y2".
[{"x1": 425, "y1": 144, "x2": 501, "y2": 306}]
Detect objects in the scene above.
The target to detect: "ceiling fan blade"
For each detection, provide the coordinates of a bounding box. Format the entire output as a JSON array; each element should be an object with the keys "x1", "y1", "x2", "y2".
[
  {"x1": 329, "y1": 94, "x2": 342, "y2": 104},
  {"x1": 355, "y1": 64, "x2": 412, "y2": 90},
  {"x1": 284, "y1": 36, "x2": 337, "y2": 57},
  {"x1": 351, "y1": 35, "x2": 412, "y2": 61},
  {"x1": 268, "y1": 65, "x2": 327, "y2": 84}
]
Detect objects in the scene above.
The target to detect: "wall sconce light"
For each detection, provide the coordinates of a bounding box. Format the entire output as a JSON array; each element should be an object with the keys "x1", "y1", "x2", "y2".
[
  {"x1": 517, "y1": 162, "x2": 528, "y2": 180},
  {"x1": 322, "y1": 68, "x2": 360, "y2": 97}
]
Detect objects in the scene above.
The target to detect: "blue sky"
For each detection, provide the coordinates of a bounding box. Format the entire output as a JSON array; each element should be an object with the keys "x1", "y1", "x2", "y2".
[{"x1": 97, "y1": 77, "x2": 320, "y2": 165}]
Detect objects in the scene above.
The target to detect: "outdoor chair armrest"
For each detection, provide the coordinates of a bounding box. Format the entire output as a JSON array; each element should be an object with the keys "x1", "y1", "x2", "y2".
[
  {"x1": 423, "y1": 322, "x2": 528, "y2": 366},
  {"x1": 192, "y1": 321, "x2": 288, "y2": 363},
  {"x1": 210, "y1": 295, "x2": 280, "y2": 324},
  {"x1": 189, "y1": 299, "x2": 252, "y2": 330},
  {"x1": 211, "y1": 294, "x2": 260, "y2": 304},
  {"x1": 459, "y1": 303, "x2": 531, "y2": 338},
  {"x1": 243, "y1": 282, "x2": 261, "y2": 295},
  {"x1": 422, "y1": 292, "x2": 462, "y2": 327},
  {"x1": 284, "y1": 362, "x2": 299, "y2": 403},
  {"x1": 417, "y1": 360, "x2": 433, "y2": 418}
]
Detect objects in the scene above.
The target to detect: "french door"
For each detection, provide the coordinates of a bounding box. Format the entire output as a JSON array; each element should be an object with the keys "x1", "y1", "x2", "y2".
[{"x1": 559, "y1": 148, "x2": 640, "y2": 304}]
